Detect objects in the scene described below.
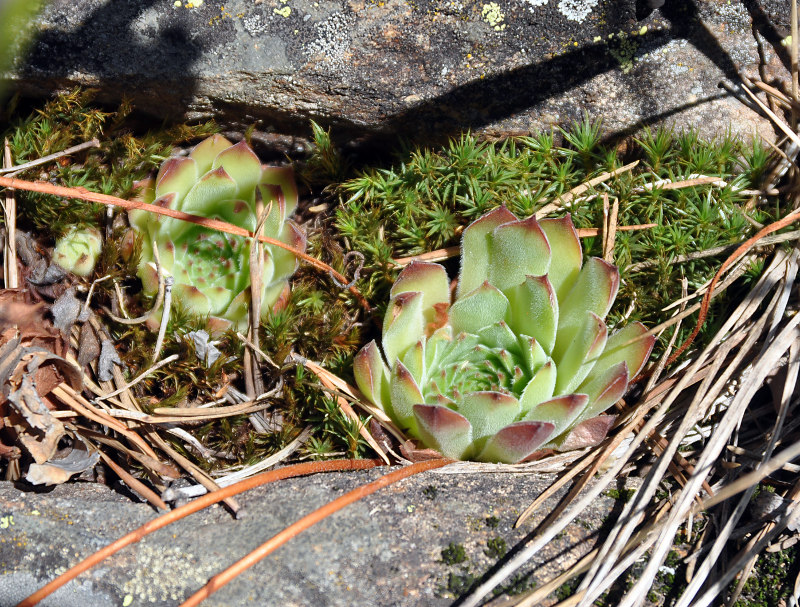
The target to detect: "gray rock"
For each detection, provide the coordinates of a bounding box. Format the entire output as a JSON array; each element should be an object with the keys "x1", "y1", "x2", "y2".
[
  {"x1": 0, "y1": 468, "x2": 633, "y2": 606},
  {"x1": 4, "y1": 0, "x2": 791, "y2": 143}
]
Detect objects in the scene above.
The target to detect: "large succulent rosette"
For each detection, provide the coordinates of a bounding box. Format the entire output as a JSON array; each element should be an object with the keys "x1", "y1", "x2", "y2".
[
  {"x1": 354, "y1": 207, "x2": 655, "y2": 463},
  {"x1": 129, "y1": 135, "x2": 306, "y2": 329}
]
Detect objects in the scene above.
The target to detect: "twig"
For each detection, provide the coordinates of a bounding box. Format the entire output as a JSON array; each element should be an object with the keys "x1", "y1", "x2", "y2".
[
  {"x1": 2, "y1": 139, "x2": 18, "y2": 288},
  {"x1": 17, "y1": 459, "x2": 384, "y2": 607},
  {"x1": 535, "y1": 160, "x2": 639, "y2": 217},
  {"x1": 92, "y1": 354, "x2": 179, "y2": 403},
  {"x1": 178, "y1": 459, "x2": 452, "y2": 607},
  {"x1": 0, "y1": 175, "x2": 371, "y2": 310},
  {"x1": 96, "y1": 450, "x2": 168, "y2": 511},
  {"x1": 0, "y1": 139, "x2": 101, "y2": 176},
  {"x1": 626, "y1": 229, "x2": 800, "y2": 272}
]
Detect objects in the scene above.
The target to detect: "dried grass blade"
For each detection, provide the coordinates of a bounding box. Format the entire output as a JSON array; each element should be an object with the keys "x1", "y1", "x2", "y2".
[
  {"x1": 52, "y1": 384, "x2": 158, "y2": 459},
  {"x1": 610, "y1": 293, "x2": 800, "y2": 607},
  {"x1": 2, "y1": 139, "x2": 18, "y2": 288},
  {"x1": 535, "y1": 160, "x2": 638, "y2": 217},
  {"x1": 96, "y1": 450, "x2": 168, "y2": 510},
  {"x1": 296, "y1": 355, "x2": 391, "y2": 464}
]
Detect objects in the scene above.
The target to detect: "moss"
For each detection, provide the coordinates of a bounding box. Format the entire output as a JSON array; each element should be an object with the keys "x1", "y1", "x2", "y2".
[
  {"x1": 733, "y1": 546, "x2": 800, "y2": 607},
  {"x1": 441, "y1": 542, "x2": 468, "y2": 565},
  {"x1": 423, "y1": 485, "x2": 439, "y2": 500},
  {"x1": 484, "y1": 537, "x2": 507, "y2": 558}
]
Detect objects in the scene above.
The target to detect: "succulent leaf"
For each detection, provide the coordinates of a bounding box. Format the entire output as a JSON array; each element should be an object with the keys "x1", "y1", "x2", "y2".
[
  {"x1": 539, "y1": 215, "x2": 583, "y2": 298},
  {"x1": 523, "y1": 393, "x2": 588, "y2": 436},
  {"x1": 449, "y1": 282, "x2": 509, "y2": 336},
  {"x1": 487, "y1": 216, "x2": 550, "y2": 291},
  {"x1": 391, "y1": 262, "x2": 451, "y2": 329},
  {"x1": 458, "y1": 206, "x2": 517, "y2": 297},
  {"x1": 506, "y1": 275, "x2": 558, "y2": 353},
  {"x1": 477, "y1": 421, "x2": 555, "y2": 464},
  {"x1": 457, "y1": 391, "x2": 520, "y2": 441},
  {"x1": 52, "y1": 227, "x2": 102, "y2": 277},
  {"x1": 413, "y1": 404, "x2": 473, "y2": 460},
  {"x1": 128, "y1": 136, "x2": 305, "y2": 329},
  {"x1": 355, "y1": 208, "x2": 650, "y2": 463},
  {"x1": 354, "y1": 340, "x2": 391, "y2": 410},
  {"x1": 390, "y1": 360, "x2": 425, "y2": 432},
  {"x1": 383, "y1": 291, "x2": 426, "y2": 365}
]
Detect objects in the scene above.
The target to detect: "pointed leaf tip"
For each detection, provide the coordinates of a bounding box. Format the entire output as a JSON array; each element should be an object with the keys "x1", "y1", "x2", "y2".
[{"x1": 458, "y1": 206, "x2": 518, "y2": 297}]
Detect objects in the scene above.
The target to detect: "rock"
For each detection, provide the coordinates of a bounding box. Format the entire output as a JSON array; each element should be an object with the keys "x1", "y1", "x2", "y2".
[
  {"x1": 4, "y1": 0, "x2": 790, "y2": 144},
  {"x1": 0, "y1": 467, "x2": 634, "y2": 606}
]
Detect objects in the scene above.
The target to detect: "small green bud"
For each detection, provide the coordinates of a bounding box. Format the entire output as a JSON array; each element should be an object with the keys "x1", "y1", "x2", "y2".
[{"x1": 53, "y1": 226, "x2": 102, "y2": 277}]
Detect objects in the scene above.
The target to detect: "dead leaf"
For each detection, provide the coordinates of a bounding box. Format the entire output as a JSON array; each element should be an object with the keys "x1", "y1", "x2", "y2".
[
  {"x1": 25, "y1": 441, "x2": 100, "y2": 486},
  {"x1": 8, "y1": 374, "x2": 65, "y2": 463}
]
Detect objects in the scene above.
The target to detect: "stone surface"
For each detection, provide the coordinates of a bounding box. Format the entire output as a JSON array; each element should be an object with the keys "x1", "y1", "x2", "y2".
[
  {"x1": 0, "y1": 467, "x2": 633, "y2": 606},
  {"x1": 3, "y1": 0, "x2": 792, "y2": 143}
]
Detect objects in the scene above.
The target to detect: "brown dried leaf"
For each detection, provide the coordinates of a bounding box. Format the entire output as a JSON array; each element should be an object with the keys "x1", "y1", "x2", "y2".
[{"x1": 8, "y1": 375, "x2": 65, "y2": 463}]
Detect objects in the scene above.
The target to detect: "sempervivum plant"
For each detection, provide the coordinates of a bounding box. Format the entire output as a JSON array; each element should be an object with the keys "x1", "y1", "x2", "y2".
[
  {"x1": 354, "y1": 207, "x2": 655, "y2": 463},
  {"x1": 53, "y1": 226, "x2": 102, "y2": 277},
  {"x1": 129, "y1": 135, "x2": 305, "y2": 329}
]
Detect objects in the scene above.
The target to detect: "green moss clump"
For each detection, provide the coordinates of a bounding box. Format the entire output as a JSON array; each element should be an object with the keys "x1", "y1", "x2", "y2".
[{"x1": 335, "y1": 118, "x2": 777, "y2": 359}]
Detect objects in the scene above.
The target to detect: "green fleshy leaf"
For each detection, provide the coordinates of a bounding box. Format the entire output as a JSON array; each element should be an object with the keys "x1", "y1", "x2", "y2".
[
  {"x1": 261, "y1": 166, "x2": 300, "y2": 218},
  {"x1": 217, "y1": 199, "x2": 257, "y2": 232},
  {"x1": 413, "y1": 404, "x2": 473, "y2": 460},
  {"x1": 539, "y1": 214, "x2": 583, "y2": 299},
  {"x1": 179, "y1": 167, "x2": 238, "y2": 216},
  {"x1": 354, "y1": 340, "x2": 391, "y2": 410},
  {"x1": 190, "y1": 134, "x2": 233, "y2": 174},
  {"x1": 456, "y1": 391, "x2": 521, "y2": 441},
  {"x1": 588, "y1": 321, "x2": 655, "y2": 381},
  {"x1": 154, "y1": 156, "x2": 199, "y2": 202},
  {"x1": 401, "y1": 340, "x2": 426, "y2": 386},
  {"x1": 553, "y1": 415, "x2": 616, "y2": 452},
  {"x1": 476, "y1": 421, "x2": 555, "y2": 463},
  {"x1": 554, "y1": 257, "x2": 619, "y2": 361},
  {"x1": 268, "y1": 220, "x2": 305, "y2": 287},
  {"x1": 477, "y1": 321, "x2": 518, "y2": 351},
  {"x1": 212, "y1": 141, "x2": 263, "y2": 200},
  {"x1": 449, "y1": 282, "x2": 510, "y2": 336},
  {"x1": 554, "y1": 312, "x2": 608, "y2": 395},
  {"x1": 518, "y1": 361, "x2": 557, "y2": 414},
  {"x1": 506, "y1": 275, "x2": 558, "y2": 354},
  {"x1": 383, "y1": 291, "x2": 426, "y2": 365},
  {"x1": 391, "y1": 262, "x2": 451, "y2": 329},
  {"x1": 522, "y1": 393, "x2": 588, "y2": 437},
  {"x1": 172, "y1": 283, "x2": 212, "y2": 316},
  {"x1": 575, "y1": 361, "x2": 628, "y2": 422},
  {"x1": 457, "y1": 206, "x2": 517, "y2": 297},
  {"x1": 517, "y1": 334, "x2": 548, "y2": 374},
  {"x1": 487, "y1": 216, "x2": 550, "y2": 292},
  {"x1": 390, "y1": 360, "x2": 425, "y2": 432}
]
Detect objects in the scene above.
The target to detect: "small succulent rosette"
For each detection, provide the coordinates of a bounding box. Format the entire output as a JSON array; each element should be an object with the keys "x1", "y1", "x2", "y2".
[
  {"x1": 53, "y1": 226, "x2": 102, "y2": 277},
  {"x1": 355, "y1": 207, "x2": 655, "y2": 464},
  {"x1": 128, "y1": 135, "x2": 306, "y2": 329}
]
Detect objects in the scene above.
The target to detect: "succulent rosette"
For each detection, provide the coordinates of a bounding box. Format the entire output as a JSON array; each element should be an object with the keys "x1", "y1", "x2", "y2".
[
  {"x1": 354, "y1": 207, "x2": 655, "y2": 464},
  {"x1": 53, "y1": 226, "x2": 102, "y2": 277},
  {"x1": 129, "y1": 135, "x2": 305, "y2": 329}
]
